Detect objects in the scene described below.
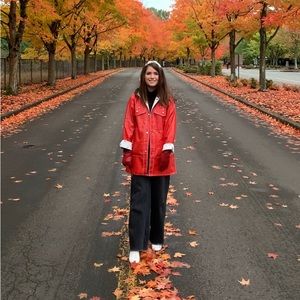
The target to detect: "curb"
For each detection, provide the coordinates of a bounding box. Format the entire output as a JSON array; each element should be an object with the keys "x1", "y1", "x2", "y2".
[
  {"x1": 173, "y1": 69, "x2": 300, "y2": 131},
  {"x1": 1, "y1": 70, "x2": 120, "y2": 120}
]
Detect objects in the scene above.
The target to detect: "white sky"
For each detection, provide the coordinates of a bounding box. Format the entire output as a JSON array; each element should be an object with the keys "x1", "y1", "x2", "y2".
[{"x1": 141, "y1": 0, "x2": 175, "y2": 11}]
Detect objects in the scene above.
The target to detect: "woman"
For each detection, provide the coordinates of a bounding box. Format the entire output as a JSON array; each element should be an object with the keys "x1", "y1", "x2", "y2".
[{"x1": 120, "y1": 60, "x2": 177, "y2": 263}]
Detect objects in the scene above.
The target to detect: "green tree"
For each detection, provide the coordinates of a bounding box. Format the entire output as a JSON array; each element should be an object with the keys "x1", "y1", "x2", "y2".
[{"x1": 148, "y1": 7, "x2": 170, "y2": 20}]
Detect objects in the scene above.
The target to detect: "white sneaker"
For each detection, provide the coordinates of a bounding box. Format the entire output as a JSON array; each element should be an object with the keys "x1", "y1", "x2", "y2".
[
  {"x1": 129, "y1": 251, "x2": 140, "y2": 263},
  {"x1": 151, "y1": 244, "x2": 162, "y2": 251}
]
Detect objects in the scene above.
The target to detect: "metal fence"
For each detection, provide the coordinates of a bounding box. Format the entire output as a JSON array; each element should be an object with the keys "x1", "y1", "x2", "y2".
[{"x1": 1, "y1": 56, "x2": 145, "y2": 89}]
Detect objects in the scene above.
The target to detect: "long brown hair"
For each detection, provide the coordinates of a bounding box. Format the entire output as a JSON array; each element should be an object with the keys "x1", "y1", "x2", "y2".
[{"x1": 135, "y1": 62, "x2": 171, "y2": 106}]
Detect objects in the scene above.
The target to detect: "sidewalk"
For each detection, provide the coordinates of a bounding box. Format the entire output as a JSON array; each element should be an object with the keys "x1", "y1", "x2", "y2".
[{"x1": 222, "y1": 68, "x2": 300, "y2": 86}]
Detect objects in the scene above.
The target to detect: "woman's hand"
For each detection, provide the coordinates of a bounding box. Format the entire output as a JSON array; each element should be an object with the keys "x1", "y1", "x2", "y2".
[
  {"x1": 122, "y1": 149, "x2": 132, "y2": 169},
  {"x1": 160, "y1": 150, "x2": 171, "y2": 171}
]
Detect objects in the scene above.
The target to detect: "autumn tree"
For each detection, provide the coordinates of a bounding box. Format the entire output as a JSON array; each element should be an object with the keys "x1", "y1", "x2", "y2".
[
  {"x1": 80, "y1": 0, "x2": 126, "y2": 74},
  {"x1": 26, "y1": 0, "x2": 87, "y2": 86},
  {"x1": 1, "y1": 0, "x2": 29, "y2": 95},
  {"x1": 168, "y1": 0, "x2": 201, "y2": 65},
  {"x1": 110, "y1": 3, "x2": 169, "y2": 64},
  {"x1": 62, "y1": 0, "x2": 88, "y2": 79},
  {"x1": 185, "y1": 0, "x2": 229, "y2": 76},
  {"x1": 281, "y1": 7, "x2": 300, "y2": 69},
  {"x1": 253, "y1": 0, "x2": 297, "y2": 90},
  {"x1": 220, "y1": 0, "x2": 254, "y2": 82}
]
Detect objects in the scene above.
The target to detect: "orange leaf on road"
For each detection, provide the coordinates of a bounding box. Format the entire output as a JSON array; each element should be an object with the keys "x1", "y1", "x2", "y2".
[
  {"x1": 238, "y1": 278, "x2": 250, "y2": 286},
  {"x1": 267, "y1": 252, "x2": 279, "y2": 259},
  {"x1": 108, "y1": 266, "x2": 120, "y2": 273},
  {"x1": 189, "y1": 241, "x2": 199, "y2": 248},
  {"x1": 174, "y1": 252, "x2": 186, "y2": 258}
]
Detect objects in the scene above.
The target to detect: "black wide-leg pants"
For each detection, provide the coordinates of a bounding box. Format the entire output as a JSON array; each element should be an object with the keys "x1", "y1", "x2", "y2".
[{"x1": 129, "y1": 175, "x2": 170, "y2": 251}]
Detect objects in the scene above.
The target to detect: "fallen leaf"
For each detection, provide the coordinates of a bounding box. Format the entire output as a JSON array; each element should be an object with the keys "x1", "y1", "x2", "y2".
[
  {"x1": 212, "y1": 165, "x2": 221, "y2": 170},
  {"x1": 94, "y1": 262, "x2": 104, "y2": 268},
  {"x1": 189, "y1": 241, "x2": 199, "y2": 248},
  {"x1": 108, "y1": 266, "x2": 120, "y2": 273},
  {"x1": 229, "y1": 204, "x2": 239, "y2": 209},
  {"x1": 174, "y1": 252, "x2": 186, "y2": 258},
  {"x1": 238, "y1": 278, "x2": 250, "y2": 286},
  {"x1": 55, "y1": 184, "x2": 63, "y2": 189},
  {"x1": 113, "y1": 288, "x2": 123, "y2": 298},
  {"x1": 267, "y1": 252, "x2": 279, "y2": 260},
  {"x1": 167, "y1": 197, "x2": 178, "y2": 206},
  {"x1": 78, "y1": 292, "x2": 88, "y2": 299},
  {"x1": 129, "y1": 296, "x2": 140, "y2": 300},
  {"x1": 102, "y1": 231, "x2": 122, "y2": 237},
  {"x1": 188, "y1": 229, "x2": 197, "y2": 235},
  {"x1": 8, "y1": 198, "x2": 21, "y2": 202}
]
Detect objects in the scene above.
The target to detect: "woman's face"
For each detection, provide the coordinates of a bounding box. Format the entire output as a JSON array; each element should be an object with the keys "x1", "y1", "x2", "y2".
[{"x1": 145, "y1": 66, "x2": 159, "y2": 90}]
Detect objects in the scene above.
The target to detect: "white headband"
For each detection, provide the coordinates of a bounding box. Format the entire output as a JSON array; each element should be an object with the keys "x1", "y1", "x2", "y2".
[{"x1": 145, "y1": 60, "x2": 162, "y2": 68}]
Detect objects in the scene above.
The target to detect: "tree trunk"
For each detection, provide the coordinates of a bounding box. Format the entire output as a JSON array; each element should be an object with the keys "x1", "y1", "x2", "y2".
[
  {"x1": 6, "y1": 0, "x2": 28, "y2": 94},
  {"x1": 84, "y1": 46, "x2": 90, "y2": 74},
  {"x1": 259, "y1": 2, "x2": 267, "y2": 91},
  {"x1": 64, "y1": 35, "x2": 77, "y2": 79},
  {"x1": 7, "y1": 50, "x2": 19, "y2": 95},
  {"x1": 119, "y1": 51, "x2": 122, "y2": 68},
  {"x1": 71, "y1": 46, "x2": 77, "y2": 79},
  {"x1": 229, "y1": 29, "x2": 236, "y2": 82},
  {"x1": 186, "y1": 47, "x2": 190, "y2": 66},
  {"x1": 295, "y1": 57, "x2": 298, "y2": 69},
  {"x1": 47, "y1": 46, "x2": 56, "y2": 86},
  {"x1": 211, "y1": 45, "x2": 216, "y2": 77}
]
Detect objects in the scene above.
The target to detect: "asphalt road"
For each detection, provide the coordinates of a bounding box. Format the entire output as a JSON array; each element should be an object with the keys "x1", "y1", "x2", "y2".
[
  {"x1": 1, "y1": 69, "x2": 300, "y2": 300},
  {"x1": 222, "y1": 68, "x2": 300, "y2": 86}
]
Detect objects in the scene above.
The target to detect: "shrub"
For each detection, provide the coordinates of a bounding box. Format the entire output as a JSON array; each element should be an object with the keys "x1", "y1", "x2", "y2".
[
  {"x1": 266, "y1": 79, "x2": 274, "y2": 89},
  {"x1": 240, "y1": 79, "x2": 249, "y2": 86},
  {"x1": 199, "y1": 61, "x2": 222, "y2": 75},
  {"x1": 182, "y1": 65, "x2": 198, "y2": 73},
  {"x1": 250, "y1": 78, "x2": 258, "y2": 89},
  {"x1": 225, "y1": 75, "x2": 231, "y2": 82},
  {"x1": 230, "y1": 80, "x2": 243, "y2": 88}
]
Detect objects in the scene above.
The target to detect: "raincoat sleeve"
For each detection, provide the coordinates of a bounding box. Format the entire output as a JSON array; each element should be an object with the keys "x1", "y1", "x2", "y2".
[
  {"x1": 119, "y1": 95, "x2": 135, "y2": 150},
  {"x1": 162, "y1": 98, "x2": 176, "y2": 152}
]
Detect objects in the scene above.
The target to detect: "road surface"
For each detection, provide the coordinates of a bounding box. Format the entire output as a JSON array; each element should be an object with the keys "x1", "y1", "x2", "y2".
[{"x1": 2, "y1": 68, "x2": 300, "y2": 299}]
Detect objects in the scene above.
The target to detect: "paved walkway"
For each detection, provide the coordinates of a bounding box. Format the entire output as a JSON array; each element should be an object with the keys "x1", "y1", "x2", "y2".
[
  {"x1": 2, "y1": 69, "x2": 300, "y2": 299},
  {"x1": 222, "y1": 68, "x2": 300, "y2": 86}
]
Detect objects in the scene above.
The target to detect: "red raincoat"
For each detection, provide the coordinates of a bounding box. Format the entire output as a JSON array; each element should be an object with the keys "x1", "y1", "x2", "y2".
[{"x1": 120, "y1": 92, "x2": 176, "y2": 176}]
